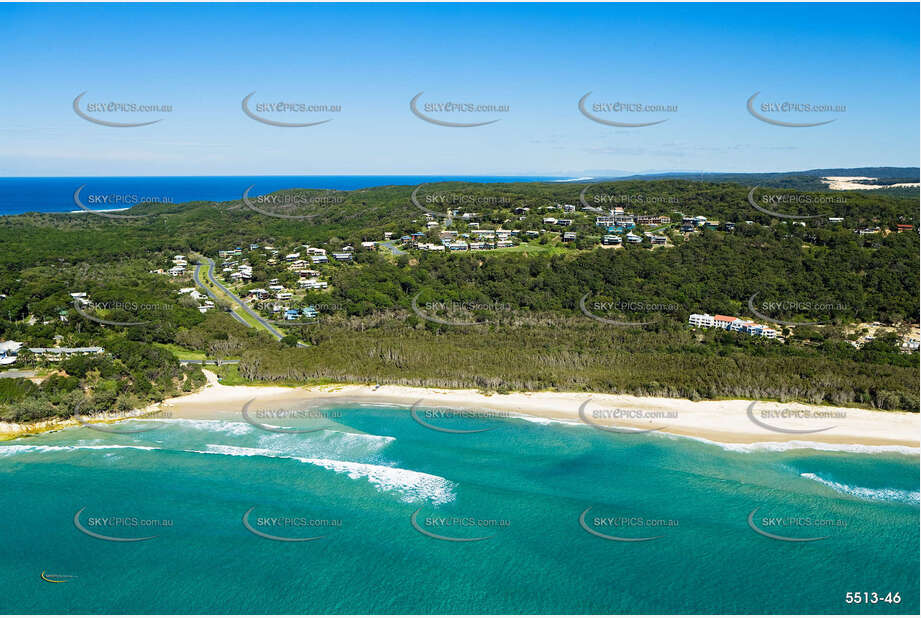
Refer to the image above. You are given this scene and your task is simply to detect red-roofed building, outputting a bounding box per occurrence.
[713,315,739,329]
[896,224,914,232]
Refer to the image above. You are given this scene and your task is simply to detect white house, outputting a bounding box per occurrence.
[688,313,714,328]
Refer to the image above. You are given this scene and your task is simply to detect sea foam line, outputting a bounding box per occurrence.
[0,444,159,456]
[659,434,920,456]
[801,472,920,505]
[197,444,455,505]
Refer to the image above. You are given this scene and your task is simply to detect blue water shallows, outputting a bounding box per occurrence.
[0,176,566,217]
[0,404,917,614]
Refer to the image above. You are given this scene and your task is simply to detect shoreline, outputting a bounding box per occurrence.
[3,373,918,451]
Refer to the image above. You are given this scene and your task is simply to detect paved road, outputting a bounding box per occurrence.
[381,240,407,256]
[193,257,308,348]
[179,359,240,366]
[194,257,284,339]
[0,369,37,379]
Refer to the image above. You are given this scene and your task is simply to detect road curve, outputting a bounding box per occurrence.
[193,257,283,340]
[193,257,308,348]
[381,240,407,256]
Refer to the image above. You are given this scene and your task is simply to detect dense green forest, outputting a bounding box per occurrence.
[616,167,920,195]
[1,179,918,420]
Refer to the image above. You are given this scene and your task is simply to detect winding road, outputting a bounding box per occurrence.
[380,240,407,256]
[192,257,285,339]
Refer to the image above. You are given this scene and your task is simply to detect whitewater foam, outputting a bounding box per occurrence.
[660,434,920,456]
[801,472,920,505]
[198,444,455,505]
[0,444,160,457]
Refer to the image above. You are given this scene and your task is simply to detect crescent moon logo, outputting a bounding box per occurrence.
[72,298,150,327]
[241,92,333,127]
[410,508,495,542]
[409,399,497,434]
[72,184,152,220]
[746,186,825,220]
[410,184,451,221]
[73,401,164,434]
[579,293,654,327]
[747,508,830,542]
[409,92,500,128]
[578,183,597,210]
[241,185,319,220]
[579,507,663,542]
[578,92,668,128]
[746,401,836,435]
[577,399,667,434]
[746,92,836,128]
[73,507,158,542]
[411,292,484,327]
[747,292,823,327]
[241,399,326,434]
[73,92,163,128]
[242,507,328,542]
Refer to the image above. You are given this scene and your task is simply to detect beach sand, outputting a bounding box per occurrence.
[145,373,919,450]
[4,372,918,449]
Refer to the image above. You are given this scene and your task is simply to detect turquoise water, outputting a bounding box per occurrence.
[1,404,918,614]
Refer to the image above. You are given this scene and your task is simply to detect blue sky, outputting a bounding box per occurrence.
[1,2,918,176]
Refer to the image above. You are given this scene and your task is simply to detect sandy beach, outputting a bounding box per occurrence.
[132,371,920,450]
[4,371,918,449]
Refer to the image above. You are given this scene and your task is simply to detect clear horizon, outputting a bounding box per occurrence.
[2,2,918,176]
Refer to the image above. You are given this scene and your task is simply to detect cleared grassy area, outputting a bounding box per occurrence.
[153,342,209,360]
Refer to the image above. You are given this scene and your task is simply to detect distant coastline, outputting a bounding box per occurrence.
[0,175,564,217]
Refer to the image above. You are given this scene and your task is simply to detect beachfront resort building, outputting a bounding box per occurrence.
[688,313,778,339]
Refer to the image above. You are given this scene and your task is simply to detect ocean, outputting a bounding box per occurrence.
[0,404,917,614]
[0,176,569,217]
